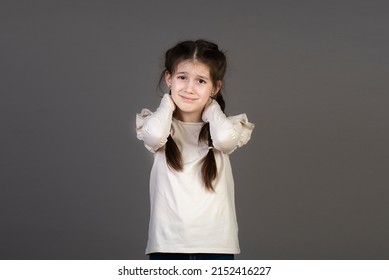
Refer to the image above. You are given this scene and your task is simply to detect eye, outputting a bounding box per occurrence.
[177,75,186,80]
[198,79,206,84]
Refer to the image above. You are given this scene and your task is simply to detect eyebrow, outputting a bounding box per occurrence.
[175,72,210,80]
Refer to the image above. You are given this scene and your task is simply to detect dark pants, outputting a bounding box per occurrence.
[149,253,234,260]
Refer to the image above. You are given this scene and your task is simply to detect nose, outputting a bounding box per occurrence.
[184,79,195,94]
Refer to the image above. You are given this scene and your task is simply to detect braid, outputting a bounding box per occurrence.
[214,91,226,112]
[199,92,226,191]
[165,135,183,171]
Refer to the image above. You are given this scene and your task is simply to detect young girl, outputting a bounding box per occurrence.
[136,39,254,260]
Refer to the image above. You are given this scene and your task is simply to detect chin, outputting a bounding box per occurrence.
[176,106,198,114]
[178,100,204,109]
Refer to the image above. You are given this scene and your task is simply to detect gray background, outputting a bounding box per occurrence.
[1,0,388,260]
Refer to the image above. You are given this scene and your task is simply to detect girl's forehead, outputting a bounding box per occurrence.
[175,59,210,77]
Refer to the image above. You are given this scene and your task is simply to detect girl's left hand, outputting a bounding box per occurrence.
[202,97,215,121]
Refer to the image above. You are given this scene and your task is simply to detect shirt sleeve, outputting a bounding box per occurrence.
[202,100,255,154]
[136,94,175,153]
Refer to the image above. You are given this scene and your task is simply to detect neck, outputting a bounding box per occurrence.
[174,110,202,123]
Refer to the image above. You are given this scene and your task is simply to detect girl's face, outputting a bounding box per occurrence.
[165,59,221,123]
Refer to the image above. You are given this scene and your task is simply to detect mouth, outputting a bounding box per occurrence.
[179,95,198,102]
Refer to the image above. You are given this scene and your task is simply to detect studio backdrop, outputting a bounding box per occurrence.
[1,0,388,259]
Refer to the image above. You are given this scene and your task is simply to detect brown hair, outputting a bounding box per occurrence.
[159,39,227,191]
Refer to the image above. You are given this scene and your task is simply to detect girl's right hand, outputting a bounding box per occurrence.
[160,93,175,109]
[165,93,176,111]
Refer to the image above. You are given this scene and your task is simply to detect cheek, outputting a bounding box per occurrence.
[200,97,210,108]
[170,91,180,104]
[199,90,211,102]
[194,94,210,109]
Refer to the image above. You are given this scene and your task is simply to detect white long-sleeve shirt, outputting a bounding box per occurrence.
[136,94,254,254]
